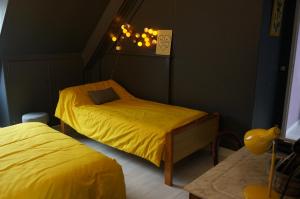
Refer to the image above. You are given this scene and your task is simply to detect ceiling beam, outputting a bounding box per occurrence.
[82,0,125,66]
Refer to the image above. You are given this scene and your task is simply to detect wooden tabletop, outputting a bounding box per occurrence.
[184,147,294,199]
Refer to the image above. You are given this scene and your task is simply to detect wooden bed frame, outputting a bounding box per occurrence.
[60,112,219,186]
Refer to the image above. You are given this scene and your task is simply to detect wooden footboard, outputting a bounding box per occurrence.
[164,112,220,186]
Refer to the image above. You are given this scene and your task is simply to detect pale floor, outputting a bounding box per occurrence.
[65,130,232,199]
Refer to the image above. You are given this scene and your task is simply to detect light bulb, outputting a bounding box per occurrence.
[115,17,121,22]
[121,25,125,30]
[135,33,140,38]
[152,39,157,44]
[144,27,148,32]
[122,29,127,34]
[111,36,117,42]
[153,30,158,36]
[137,41,143,47]
[148,29,153,34]
[145,42,151,47]
[126,32,131,37]
[144,37,150,42]
[142,33,147,38]
[116,45,122,51]
[133,39,137,43]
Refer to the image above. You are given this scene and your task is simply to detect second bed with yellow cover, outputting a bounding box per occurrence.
[55,80,208,166]
[0,122,125,199]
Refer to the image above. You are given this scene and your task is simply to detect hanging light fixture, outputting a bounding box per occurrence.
[115,45,122,51]
[137,41,143,47]
[111,36,117,42]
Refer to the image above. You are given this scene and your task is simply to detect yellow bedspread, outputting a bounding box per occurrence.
[0,122,125,199]
[55,80,207,166]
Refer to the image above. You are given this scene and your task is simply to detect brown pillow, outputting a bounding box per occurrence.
[88,88,120,105]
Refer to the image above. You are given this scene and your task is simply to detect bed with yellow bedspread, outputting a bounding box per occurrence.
[55,80,208,166]
[0,122,125,199]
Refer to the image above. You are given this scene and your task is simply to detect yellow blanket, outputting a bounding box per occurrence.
[55,80,207,166]
[0,122,125,199]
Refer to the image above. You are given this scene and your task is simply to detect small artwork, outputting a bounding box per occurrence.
[270,0,285,37]
[156,30,172,55]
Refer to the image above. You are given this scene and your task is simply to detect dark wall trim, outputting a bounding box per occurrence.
[2,53,82,62]
[82,0,125,65]
[1,53,84,126]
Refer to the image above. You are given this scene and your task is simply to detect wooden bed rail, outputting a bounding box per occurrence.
[164,112,220,186]
[59,112,220,187]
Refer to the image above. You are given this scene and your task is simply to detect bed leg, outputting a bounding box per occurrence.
[60,120,65,133]
[212,140,218,166]
[164,132,173,186]
[212,113,220,165]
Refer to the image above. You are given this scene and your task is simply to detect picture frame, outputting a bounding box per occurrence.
[156,30,173,56]
[270,0,286,37]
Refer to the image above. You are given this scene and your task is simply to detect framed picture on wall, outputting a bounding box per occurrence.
[270,0,286,37]
[156,30,173,56]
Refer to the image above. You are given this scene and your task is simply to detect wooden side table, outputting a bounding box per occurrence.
[184,147,295,199]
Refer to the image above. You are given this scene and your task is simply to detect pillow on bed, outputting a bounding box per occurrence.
[88,88,120,105]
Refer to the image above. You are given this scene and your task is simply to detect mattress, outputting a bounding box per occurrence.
[0,122,125,199]
[55,80,207,166]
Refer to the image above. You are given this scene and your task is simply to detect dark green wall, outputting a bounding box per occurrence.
[1,54,84,125]
[0,0,109,56]
[0,0,110,126]
[101,53,171,103]
[0,0,289,134]
[99,0,174,103]
[172,0,263,134]
[252,0,290,128]
[99,0,272,136]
